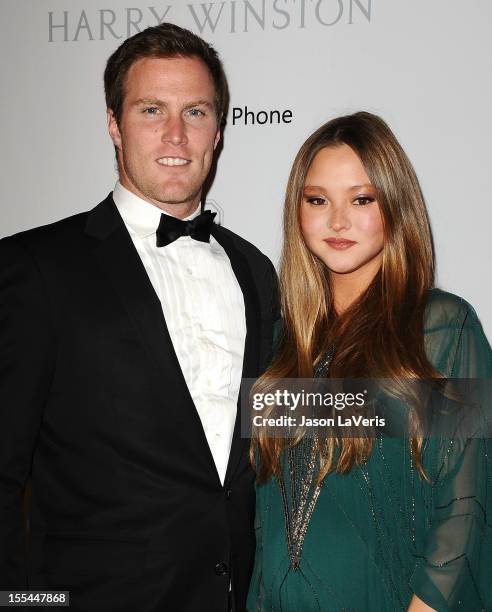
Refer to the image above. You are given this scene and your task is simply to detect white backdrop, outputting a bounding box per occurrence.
[1,0,491,337]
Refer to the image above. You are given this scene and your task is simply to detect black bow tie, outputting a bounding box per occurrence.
[156,210,217,247]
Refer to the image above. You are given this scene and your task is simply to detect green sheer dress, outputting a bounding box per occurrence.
[247,290,492,611]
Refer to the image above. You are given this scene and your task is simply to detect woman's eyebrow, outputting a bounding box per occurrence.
[303,185,328,192]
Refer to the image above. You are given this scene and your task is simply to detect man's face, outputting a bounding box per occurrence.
[108,55,220,216]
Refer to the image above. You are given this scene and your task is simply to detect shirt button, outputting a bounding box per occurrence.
[215,562,228,576]
[186,267,193,275]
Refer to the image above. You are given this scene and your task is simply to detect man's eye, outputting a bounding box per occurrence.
[187,108,205,117]
[354,196,375,206]
[306,197,326,206]
[143,107,160,115]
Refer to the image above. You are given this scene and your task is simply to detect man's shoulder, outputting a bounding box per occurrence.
[6,211,88,244]
[0,194,112,257]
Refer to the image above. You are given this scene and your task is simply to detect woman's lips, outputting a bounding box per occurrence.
[324,238,357,250]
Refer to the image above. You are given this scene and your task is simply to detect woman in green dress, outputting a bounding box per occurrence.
[247,112,492,611]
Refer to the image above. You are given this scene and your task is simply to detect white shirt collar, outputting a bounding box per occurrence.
[112,181,202,239]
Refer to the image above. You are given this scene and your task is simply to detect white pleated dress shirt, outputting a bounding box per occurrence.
[113,182,246,484]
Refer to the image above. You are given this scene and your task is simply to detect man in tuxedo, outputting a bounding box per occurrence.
[0,23,277,611]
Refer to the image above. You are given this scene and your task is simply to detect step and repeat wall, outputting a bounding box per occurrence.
[1,0,491,335]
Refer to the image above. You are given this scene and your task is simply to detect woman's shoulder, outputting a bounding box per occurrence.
[423,289,491,377]
[424,288,480,333]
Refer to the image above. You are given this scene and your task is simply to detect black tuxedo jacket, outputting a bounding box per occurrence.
[0,194,278,611]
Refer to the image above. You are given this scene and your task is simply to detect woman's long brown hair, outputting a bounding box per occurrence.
[253,111,440,484]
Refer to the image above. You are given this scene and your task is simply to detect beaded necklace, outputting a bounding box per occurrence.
[278,347,334,570]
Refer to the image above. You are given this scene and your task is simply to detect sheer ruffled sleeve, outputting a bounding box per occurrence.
[410,290,492,611]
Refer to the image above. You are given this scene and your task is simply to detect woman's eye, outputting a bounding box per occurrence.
[306,197,326,206]
[354,196,375,206]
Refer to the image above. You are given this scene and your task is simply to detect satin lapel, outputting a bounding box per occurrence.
[84,196,220,478]
[211,226,261,484]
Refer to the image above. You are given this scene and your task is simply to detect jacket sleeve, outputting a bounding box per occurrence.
[0,236,56,587]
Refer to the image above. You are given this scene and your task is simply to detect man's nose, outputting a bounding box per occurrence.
[329,204,351,232]
[162,115,188,146]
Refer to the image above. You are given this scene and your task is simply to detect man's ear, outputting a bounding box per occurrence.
[107,109,122,149]
[214,128,221,150]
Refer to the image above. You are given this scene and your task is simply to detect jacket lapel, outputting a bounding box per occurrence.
[85,195,220,477]
[211,226,261,485]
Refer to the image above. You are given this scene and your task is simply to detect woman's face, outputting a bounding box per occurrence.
[300,144,384,283]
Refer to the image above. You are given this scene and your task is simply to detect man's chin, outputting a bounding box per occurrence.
[122,176,202,209]
[153,193,198,206]
[143,187,202,209]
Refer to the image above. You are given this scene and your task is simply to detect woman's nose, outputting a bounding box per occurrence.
[329,204,350,232]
